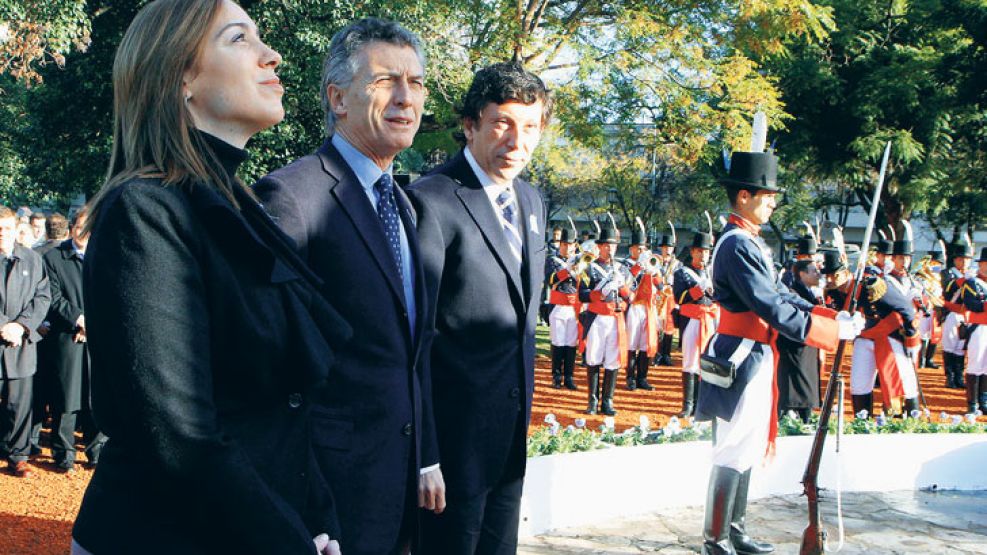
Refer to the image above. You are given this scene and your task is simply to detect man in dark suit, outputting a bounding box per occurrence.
[407,62,550,554]
[254,18,442,555]
[41,207,107,471]
[0,205,50,477]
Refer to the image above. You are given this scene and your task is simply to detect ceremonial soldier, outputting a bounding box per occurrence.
[780,224,818,289]
[887,223,929,362]
[915,245,945,371]
[844,262,923,417]
[962,248,987,413]
[545,227,583,390]
[579,225,632,416]
[695,146,848,555]
[673,227,716,418]
[655,223,679,366]
[624,221,661,391]
[941,236,974,389]
[872,229,894,276]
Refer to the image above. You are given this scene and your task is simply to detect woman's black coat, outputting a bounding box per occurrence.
[72,172,352,554]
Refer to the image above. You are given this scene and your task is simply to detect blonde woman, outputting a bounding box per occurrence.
[71,1,349,553]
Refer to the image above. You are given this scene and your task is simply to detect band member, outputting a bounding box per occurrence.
[673,229,715,418]
[624,223,662,391]
[696,147,848,555]
[962,248,987,413]
[916,246,944,371]
[941,236,974,390]
[781,225,817,289]
[545,227,582,390]
[579,225,632,416]
[655,223,679,366]
[873,229,893,276]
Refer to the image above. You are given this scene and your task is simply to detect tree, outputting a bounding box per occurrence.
[765,0,987,232]
[0,0,91,85]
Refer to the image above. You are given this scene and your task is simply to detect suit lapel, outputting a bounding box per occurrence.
[515,180,538,311]
[450,155,523,301]
[395,185,426,348]
[319,143,408,310]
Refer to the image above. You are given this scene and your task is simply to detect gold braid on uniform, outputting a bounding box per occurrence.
[865,276,887,303]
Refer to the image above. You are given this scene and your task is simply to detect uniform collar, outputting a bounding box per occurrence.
[728,213,760,236]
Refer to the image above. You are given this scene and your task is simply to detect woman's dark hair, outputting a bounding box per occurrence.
[459,62,552,126]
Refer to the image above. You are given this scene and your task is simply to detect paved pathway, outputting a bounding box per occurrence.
[519,490,987,554]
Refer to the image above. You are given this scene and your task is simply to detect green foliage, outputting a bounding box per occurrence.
[0,0,91,84]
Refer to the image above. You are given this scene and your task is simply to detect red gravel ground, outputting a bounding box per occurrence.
[0,337,974,554]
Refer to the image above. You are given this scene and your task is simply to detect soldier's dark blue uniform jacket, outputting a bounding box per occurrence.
[695,220,839,422]
[577,260,632,332]
[545,254,580,295]
[963,276,987,333]
[672,263,713,330]
[859,275,920,344]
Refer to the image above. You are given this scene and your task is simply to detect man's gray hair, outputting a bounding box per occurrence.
[321,18,425,136]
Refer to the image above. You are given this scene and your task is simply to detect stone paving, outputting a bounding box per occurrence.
[519,490,987,554]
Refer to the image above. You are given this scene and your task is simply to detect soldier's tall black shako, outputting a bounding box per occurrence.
[696,130,847,555]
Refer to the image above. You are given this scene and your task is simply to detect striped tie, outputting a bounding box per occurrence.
[496,187,523,268]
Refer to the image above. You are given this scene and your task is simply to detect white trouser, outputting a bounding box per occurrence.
[941,312,966,355]
[681,318,700,374]
[849,337,919,397]
[918,314,934,340]
[712,344,773,472]
[625,304,649,351]
[967,325,987,376]
[549,305,578,347]
[585,314,621,370]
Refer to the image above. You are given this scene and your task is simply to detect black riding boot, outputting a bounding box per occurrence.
[730,469,774,554]
[979,375,987,414]
[678,372,697,418]
[550,346,563,389]
[851,393,873,418]
[702,465,740,555]
[636,351,654,390]
[626,352,637,391]
[964,374,978,414]
[924,341,940,369]
[563,346,578,390]
[601,369,618,416]
[658,333,674,366]
[585,366,601,414]
[953,354,966,389]
[943,352,956,388]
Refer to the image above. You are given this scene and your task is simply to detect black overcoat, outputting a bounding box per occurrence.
[41,240,88,413]
[406,150,546,501]
[777,278,823,410]
[0,243,50,379]
[254,140,437,555]
[72,178,351,555]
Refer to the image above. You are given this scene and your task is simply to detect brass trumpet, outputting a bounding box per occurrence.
[571,251,596,276]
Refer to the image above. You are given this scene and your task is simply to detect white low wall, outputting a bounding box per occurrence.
[518,434,987,537]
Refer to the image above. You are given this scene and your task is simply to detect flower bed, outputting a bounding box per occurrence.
[527,411,987,457]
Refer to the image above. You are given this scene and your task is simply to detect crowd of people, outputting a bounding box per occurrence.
[541,213,987,424]
[1,1,984,554]
[0,205,101,479]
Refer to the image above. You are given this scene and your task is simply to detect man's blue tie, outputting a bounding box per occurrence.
[374,173,404,285]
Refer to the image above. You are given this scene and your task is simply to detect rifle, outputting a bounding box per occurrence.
[800,142,891,555]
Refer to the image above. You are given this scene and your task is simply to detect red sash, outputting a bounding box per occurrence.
[632,275,661,357]
[679,302,719,355]
[588,297,629,366]
[969,311,987,325]
[717,310,780,458]
[859,313,907,408]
